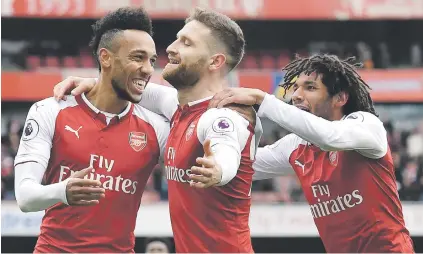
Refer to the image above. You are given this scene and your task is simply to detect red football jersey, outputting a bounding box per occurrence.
[14,94,169,253]
[253,94,414,253]
[164,98,260,253]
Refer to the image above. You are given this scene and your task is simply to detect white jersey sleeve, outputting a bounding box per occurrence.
[132,105,170,163]
[139,83,179,121]
[258,94,388,159]
[197,108,251,185]
[253,134,300,181]
[14,98,69,212]
[15,98,59,168]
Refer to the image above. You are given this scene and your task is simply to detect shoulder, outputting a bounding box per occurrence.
[223,103,256,126]
[133,104,169,123]
[28,97,78,119]
[270,133,305,151]
[344,111,383,125]
[198,107,249,132]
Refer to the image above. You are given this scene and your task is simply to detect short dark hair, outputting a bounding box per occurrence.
[89,7,153,71]
[185,7,245,72]
[280,54,377,116]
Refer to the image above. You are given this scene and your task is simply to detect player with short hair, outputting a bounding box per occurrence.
[14,7,169,253]
[54,8,262,253]
[208,54,415,253]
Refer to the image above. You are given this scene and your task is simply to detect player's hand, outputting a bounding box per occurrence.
[53,76,96,101]
[189,140,222,188]
[65,166,105,206]
[209,88,267,108]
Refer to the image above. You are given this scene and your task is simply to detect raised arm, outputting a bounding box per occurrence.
[139,83,179,121]
[258,94,388,159]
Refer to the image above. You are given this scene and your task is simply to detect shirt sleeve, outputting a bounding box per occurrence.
[253,134,299,181]
[15,162,69,212]
[258,94,388,159]
[14,98,58,168]
[197,108,251,186]
[14,98,69,212]
[151,115,171,163]
[139,83,179,121]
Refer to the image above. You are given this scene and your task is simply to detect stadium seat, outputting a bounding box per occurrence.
[63,56,79,68]
[45,56,60,68]
[260,52,276,69]
[80,54,96,68]
[240,54,259,69]
[26,55,41,70]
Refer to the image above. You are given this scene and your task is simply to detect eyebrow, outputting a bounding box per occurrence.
[303,80,317,85]
[130,49,157,59]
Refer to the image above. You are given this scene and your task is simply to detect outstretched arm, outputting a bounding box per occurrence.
[210,88,387,159]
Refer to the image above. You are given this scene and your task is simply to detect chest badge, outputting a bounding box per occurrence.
[186,122,196,141]
[329,151,338,166]
[129,132,147,152]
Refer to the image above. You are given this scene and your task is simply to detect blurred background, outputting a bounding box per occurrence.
[1,0,423,252]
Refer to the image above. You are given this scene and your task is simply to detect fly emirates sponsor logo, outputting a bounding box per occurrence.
[58,154,138,194]
[165,146,191,183]
[309,184,363,219]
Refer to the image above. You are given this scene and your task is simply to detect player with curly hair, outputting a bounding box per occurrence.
[14,7,169,253]
[208,54,414,253]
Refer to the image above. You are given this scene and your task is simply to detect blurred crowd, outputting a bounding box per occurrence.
[3,117,423,203]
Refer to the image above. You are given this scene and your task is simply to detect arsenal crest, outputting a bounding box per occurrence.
[329,151,338,166]
[129,132,147,152]
[186,122,196,141]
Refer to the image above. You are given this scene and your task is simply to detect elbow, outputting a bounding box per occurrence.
[15,189,35,213]
[16,198,32,213]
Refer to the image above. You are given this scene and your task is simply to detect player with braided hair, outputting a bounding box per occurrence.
[281,54,377,116]
[209,54,414,253]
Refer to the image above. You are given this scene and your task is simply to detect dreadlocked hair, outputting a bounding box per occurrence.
[281,54,378,116]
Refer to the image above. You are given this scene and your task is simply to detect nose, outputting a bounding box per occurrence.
[138,60,154,78]
[166,40,177,56]
[291,87,304,104]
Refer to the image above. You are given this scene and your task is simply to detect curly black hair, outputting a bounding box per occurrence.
[280,54,377,116]
[89,6,153,71]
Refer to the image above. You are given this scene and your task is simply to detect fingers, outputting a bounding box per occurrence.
[189,181,208,188]
[217,97,237,108]
[70,80,95,96]
[209,89,234,108]
[70,185,106,194]
[71,166,94,179]
[190,166,213,177]
[72,200,100,206]
[72,192,105,201]
[53,77,79,101]
[196,157,215,168]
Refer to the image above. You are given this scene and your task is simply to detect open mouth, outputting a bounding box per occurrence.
[168,58,180,65]
[132,79,147,93]
[295,105,310,112]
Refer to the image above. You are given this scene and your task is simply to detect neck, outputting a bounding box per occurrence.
[177,75,226,106]
[330,110,345,121]
[85,74,129,114]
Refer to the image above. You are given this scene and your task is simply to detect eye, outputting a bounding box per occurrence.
[150,58,156,66]
[183,39,191,46]
[307,85,316,91]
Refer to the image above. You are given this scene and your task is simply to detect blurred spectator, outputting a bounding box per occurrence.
[144,237,172,253]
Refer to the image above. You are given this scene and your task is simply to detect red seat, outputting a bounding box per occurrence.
[63,56,78,68]
[260,53,276,69]
[45,56,60,68]
[80,54,95,68]
[241,54,259,69]
[26,55,41,70]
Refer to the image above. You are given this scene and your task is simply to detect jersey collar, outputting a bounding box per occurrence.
[76,93,133,121]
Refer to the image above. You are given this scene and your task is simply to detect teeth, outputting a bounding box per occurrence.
[169,59,180,64]
[133,80,146,89]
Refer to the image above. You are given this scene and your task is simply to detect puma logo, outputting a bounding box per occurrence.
[65,125,82,139]
[295,160,305,174]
